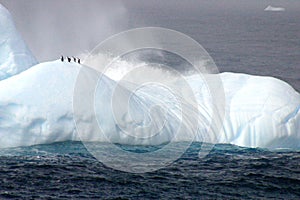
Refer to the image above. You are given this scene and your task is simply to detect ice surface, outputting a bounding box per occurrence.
[0,4,37,81]
[264,5,285,12]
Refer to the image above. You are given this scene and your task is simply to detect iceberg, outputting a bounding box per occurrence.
[0,4,299,149]
[264,5,285,12]
[0,4,37,81]
[0,59,299,149]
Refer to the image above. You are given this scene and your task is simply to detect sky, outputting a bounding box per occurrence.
[0,0,299,62]
[0,0,128,61]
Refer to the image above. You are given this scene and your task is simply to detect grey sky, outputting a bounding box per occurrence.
[0,0,128,61]
[0,0,299,61]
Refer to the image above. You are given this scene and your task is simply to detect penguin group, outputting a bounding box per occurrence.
[61,56,80,64]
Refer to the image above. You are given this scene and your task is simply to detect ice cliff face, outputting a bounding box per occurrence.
[0,4,37,81]
[219,73,300,149]
[0,61,80,148]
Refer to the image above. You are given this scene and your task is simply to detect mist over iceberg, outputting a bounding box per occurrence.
[0,4,299,150]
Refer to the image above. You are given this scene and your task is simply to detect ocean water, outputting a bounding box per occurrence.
[1,1,300,199]
[0,142,299,199]
[126,1,300,92]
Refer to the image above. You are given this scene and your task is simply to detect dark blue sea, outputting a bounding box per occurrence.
[0,142,299,199]
[0,0,300,199]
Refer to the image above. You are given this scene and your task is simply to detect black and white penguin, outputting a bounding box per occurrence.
[72,56,76,62]
[77,58,80,64]
[67,57,71,62]
[60,55,64,62]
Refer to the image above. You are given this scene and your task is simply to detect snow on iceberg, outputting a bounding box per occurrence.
[0,60,299,149]
[0,4,37,81]
[264,5,285,12]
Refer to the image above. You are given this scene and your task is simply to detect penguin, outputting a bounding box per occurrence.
[72,56,76,62]
[60,55,64,62]
[78,58,80,64]
[67,57,71,62]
